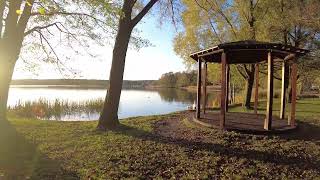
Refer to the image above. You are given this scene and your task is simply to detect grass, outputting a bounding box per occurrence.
[1,98,320,179]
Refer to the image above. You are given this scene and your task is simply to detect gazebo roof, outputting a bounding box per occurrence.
[190,40,309,64]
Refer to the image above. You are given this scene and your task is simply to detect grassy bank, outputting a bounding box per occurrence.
[1,99,320,179]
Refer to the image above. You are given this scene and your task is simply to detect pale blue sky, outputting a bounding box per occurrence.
[12,15,187,80]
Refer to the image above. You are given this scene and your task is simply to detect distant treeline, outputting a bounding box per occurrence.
[11,71,201,89]
[155,71,198,88]
[11,79,155,89]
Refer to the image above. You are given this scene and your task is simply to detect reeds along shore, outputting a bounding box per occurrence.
[8,98,104,120]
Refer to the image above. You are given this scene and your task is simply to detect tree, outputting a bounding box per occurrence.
[262,0,320,101]
[158,72,177,87]
[0,0,116,120]
[97,0,161,130]
[174,0,271,108]
[156,71,197,87]
[174,0,320,108]
[176,72,190,87]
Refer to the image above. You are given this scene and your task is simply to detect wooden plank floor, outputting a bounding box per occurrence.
[191,112,297,133]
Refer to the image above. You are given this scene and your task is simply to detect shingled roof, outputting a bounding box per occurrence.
[190,40,309,64]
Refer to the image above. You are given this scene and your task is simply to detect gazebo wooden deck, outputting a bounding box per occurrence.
[189,40,309,132]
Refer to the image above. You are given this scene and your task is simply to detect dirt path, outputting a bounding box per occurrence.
[152,112,218,142]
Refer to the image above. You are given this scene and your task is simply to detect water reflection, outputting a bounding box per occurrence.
[158,88,222,107]
[8,87,221,121]
[158,88,196,103]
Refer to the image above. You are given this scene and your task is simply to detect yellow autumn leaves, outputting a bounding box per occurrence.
[16,1,45,15]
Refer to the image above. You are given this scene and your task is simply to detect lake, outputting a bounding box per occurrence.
[8,87,221,121]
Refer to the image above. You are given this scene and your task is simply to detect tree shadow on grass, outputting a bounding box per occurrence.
[104,120,320,174]
[0,119,79,179]
[278,121,320,143]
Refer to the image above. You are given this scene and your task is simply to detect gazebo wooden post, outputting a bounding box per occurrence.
[225,64,230,112]
[203,62,207,114]
[289,58,297,126]
[220,51,227,129]
[280,61,287,119]
[196,58,202,119]
[264,51,273,130]
[254,63,259,114]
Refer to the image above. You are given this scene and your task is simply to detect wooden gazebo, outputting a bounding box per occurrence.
[190,40,309,132]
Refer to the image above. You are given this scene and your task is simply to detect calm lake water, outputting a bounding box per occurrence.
[8,87,221,121]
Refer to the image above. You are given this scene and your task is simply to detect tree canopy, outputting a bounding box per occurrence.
[174,0,320,65]
[0,0,124,119]
[173,0,320,106]
[157,71,198,87]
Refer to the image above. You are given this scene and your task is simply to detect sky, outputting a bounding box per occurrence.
[12,15,187,80]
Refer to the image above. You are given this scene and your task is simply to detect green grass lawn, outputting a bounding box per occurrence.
[1,98,320,179]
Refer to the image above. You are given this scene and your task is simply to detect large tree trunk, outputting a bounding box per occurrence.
[284,63,290,103]
[97,14,133,130]
[287,41,301,103]
[0,40,19,120]
[97,0,158,130]
[244,71,255,108]
[0,0,32,120]
[0,45,19,121]
[236,64,255,109]
[243,0,256,109]
[0,61,15,120]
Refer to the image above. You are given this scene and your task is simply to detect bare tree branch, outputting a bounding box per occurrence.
[236,65,248,79]
[131,0,158,27]
[30,11,108,25]
[208,18,222,43]
[36,30,76,76]
[259,70,282,80]
[24,22,62,36]
[244,64,250,75]
[168,0,177,28]
[253,0,260,10]
[194,0,238,38]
